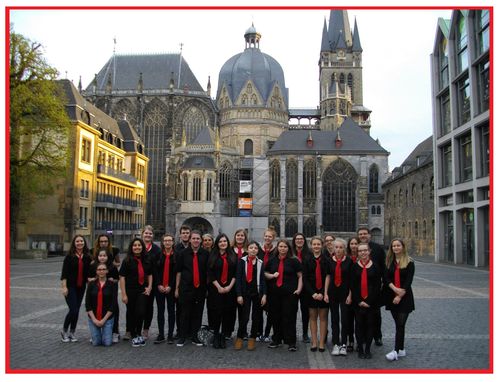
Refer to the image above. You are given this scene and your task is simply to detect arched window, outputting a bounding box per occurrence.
[182,106,205,144]
[369,164,379,193]
[219,162,233,200]
[244,139,253,155]
[304,217,316,238]
[371,206,376,215]
[286,160,298,201]
[303,160,317,199]
[408,221,412,237]
[251,94,258,105]
[285,218,298,238]
[206,177,213,201]
[270,160,280,200]
[423,220,427,239]
[182,173,188,201]
[414,221,419,238]
[347,73,353,93]
[241,94,248,105]
[323,159,357,232]
[421,184,425,204]
[412,184,417,205]
[192,175,202,201]
[401,222,405,237]
[339,73,345,84]
[377,206,381,215]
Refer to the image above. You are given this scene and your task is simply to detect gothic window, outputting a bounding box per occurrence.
[182,173,188,201]
[401,222,405,237]
[246,83,252,94]
[303,160,317,199]
[371,206,376,215]
[423,220,427,239]
[219,162,233,200]
[182,106,205,144]
[241,94,248,105]
[368,164,379,193]
[304,217,316,238]
[405,189,409,207]
[193,175,202,201]
[270,160,280,200]
[339,73,345,84]
[347,73,353,93]
[412,184,417,205]
[206,177,213,201]
[244,139,253,155]
[113,98,137,128]
[414,221,419,238]
[285,218,298,238]
[286,160,298,201]
[377,206,381,215]
[322,159,358,232]
[251,94,258,105]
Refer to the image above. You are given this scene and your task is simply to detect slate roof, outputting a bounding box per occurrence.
[182,156,215,170]
[289,108,320,118]
[352,19,363,52]
[191,127,214,146]
[85,53,204,92]
[268,118,388,155]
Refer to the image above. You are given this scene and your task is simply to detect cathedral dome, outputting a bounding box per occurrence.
[216,25,288,107]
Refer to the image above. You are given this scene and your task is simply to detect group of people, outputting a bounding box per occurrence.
[60,225,415,361]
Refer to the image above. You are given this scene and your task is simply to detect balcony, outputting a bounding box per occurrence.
[94,221,142,232]
[95,193,142,211]
[97,164,137,184]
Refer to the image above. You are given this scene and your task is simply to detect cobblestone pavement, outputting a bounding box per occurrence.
[7,257,491,372]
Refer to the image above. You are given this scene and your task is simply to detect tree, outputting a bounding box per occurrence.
[9,26,71,249]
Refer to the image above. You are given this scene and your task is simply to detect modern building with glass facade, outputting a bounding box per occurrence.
[431,9,490,266]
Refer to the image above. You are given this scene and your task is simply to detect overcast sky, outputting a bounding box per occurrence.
[10,8,454,170]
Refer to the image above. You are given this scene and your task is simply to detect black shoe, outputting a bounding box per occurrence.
[365,351,372,359]
[310,346,317,352]
[213,333,221,349]
[288,345,297,352]
[358,351,365,359]
[176,338,186,347]
[167,336,174,344]
[319,347,325,353]
[268,341,281,349]
[192,338,204,346]
[302,334,310,343]
[154,335,165,344]
[374,338,383,346]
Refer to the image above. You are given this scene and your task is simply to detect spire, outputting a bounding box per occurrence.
[352,18,363,52]
[105,70,112,94]
[321,17,330,52]
[78,76,82,93]
[336,30,347,50]
[207,75,211,97]
[328,10,352,50]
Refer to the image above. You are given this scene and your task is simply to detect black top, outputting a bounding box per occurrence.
[119,255,152,290]
[327,256,353,302]
[145,242,162,263]
[176,247,209,294]
[265,256,302,295]
[235,256,267,297]
[174,242,190,255]
[60,253,92,288]
[258,245,276,268]
[208,252,237,287]
[85,279,117,318]
[384,261,415,313]
[152,250,177,289]
[350,261,381,309]
[293,246,311,263]
[88,262,119,281]
[369,241,386,272]
[232,246,248,261]
[302,254,330,297]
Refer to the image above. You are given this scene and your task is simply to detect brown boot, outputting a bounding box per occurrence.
[247,338,256,351]
[234,337,243,350]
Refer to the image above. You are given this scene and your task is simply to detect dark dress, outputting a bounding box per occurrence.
[302,254,329,309]
[384,260,415,313]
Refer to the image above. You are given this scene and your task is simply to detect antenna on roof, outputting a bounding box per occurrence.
[112,37,117,87]
[178,42,183,89]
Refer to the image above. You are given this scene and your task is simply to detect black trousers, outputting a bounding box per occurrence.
[207,286,236,335]
[268,290,298,346]
[63,286,86,332]
[237,293,263,339]
[330,301,350,345]
[178,288,206,340]
[125,288,148,338]
[373,306,382,340]
[299,293,309,336]
[354,307,376,353]
[391,310,410,351]
[112,283,120,334]
[346,304,355,343]
[155,289,176,337]
[143,292,154,330]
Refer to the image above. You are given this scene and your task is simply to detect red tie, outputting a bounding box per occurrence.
[335,256,343,287]
[76,255,83,287]
[135,257,144,285]
[361,260,368,299]
[297,249,302,262]
[162,251,171,287]
[220,253,228,285]
[96,281,103,320]
[193,251,200,288]
[264,248,270,267]
[315,257,322,290]
[246,257,254,283]
[394,262,401,288]
[276,257,285,287]
[146,242,152,252]
[237,247,243,259]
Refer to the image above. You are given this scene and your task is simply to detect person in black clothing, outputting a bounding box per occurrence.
[93,234,120,269]
[357,227,385,346]
[322,234,336,258]
[174,230,209,347]
[207,233,237,349]
[265,239,303,352]
[324,238,353,356]
[175,224,191,254]
[202,233,214,252]
[292,232,311,343]
[302,236,329,352]
[235,241,267,351]
[350,243,381,359]
[152,233,177,344]
[85,263,117,346]
[345,236,360,351]
[257,227,276,342]
[119,238,153,347]
[384,239,415,361]
[60,235,92,343]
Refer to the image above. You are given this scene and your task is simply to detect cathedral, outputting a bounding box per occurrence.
[83,10,389,243]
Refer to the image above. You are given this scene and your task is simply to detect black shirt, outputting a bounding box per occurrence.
[327,256,353,302]
[119,255,152,290]
[152,250,177,289]
[265,256,302,294]
[350,261,381,308]
[208,252,237,287]
[85,279,117,318]
[88,262,119,281]
[176,247,209,294]
[60,252,92,288]
[302,254,330,297]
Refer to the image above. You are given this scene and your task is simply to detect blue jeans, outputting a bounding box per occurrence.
[88,317,114,346]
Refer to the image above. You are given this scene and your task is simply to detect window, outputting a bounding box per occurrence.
[347,73,353,93]
[475,10,489,56]
[477,60,489,114]
[98,150,106,166]
[304,217,316,238]
[399,189,403,207]
[440,93,451,136]
[206,177,213,202]
[79,207,88,228]
[457,76,471,125]
[408,221,412,238]
[411,184,417,205]
[81,138,91,163]
[303,160,316,199]
[386,190,391,208]
[459,133,473,182]
[421,184,425,204]
[270,218,280,237]
[456,13,468,74]
[244,139,253,155]
[439,37,449,89]
[192,176,202,201]
[219,162,233,200]
[182,173,188,201]
[423,220,427,239]
[405,189,409,207]
[286,160,298,201]
[414,221,419,238]
[430,177,434,199]
[479,124,489,177]
[285,218,297,238]
[137,164,145,182]
[270,160,280,200]
[369,164,379,193]
[442,144,452,187]
[339,73,345,84]
[80,179,90,199]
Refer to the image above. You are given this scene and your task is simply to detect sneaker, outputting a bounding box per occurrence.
[139,336,146,346]
[112,333,120,344]
[263,336,272,343]
[385,350,398,361]
[288,345,297,352]
[123,332,131,341]
[61,331,70,343]
[154,335,165,344]
[267,341,281,349]
[131,337,141,347]
[339,345,347,356]
[167,336,174,344]
[256,335,263,342]
[192,338,204,346]
[176,338,186,347]
[398,349,406,357]
[331,344,340,356]
[68,332,78,342]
